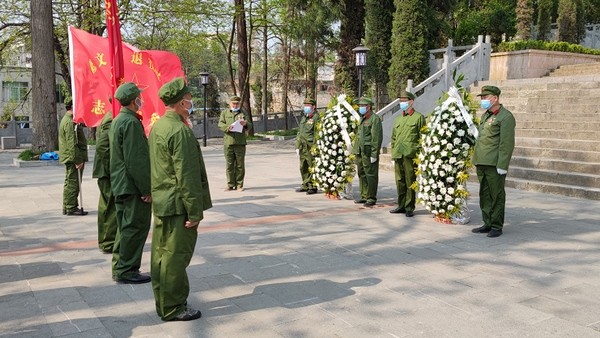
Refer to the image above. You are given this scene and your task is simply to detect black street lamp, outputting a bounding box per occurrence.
[200,72,209,147]
[352,45,369,98]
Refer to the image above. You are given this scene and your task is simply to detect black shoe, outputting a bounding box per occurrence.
[167,307,202,321]
[487,229,503,238]
[364,201,376,207]
[306,189,317,195]
[354,199,367,204]
[405,210,414,217]
[472,226,492,233]
[66,208,88,216]
[224,186,236,191]
[296,188,308,192]
[115,273,151,284]
[389,207,406,214]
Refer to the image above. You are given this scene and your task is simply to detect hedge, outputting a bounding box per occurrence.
[496,40,600,56]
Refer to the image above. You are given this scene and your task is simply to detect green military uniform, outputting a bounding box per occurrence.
[391,107,425,212]
[218,99,252,190]
[353,98,383,204]
[109,83,152,280]
[296,99,319,191]
[473,87,516,231]
[92,112,116,252]
[150,78,212,321]
[59,110,88,214]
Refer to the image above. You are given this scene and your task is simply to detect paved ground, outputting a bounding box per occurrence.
[1,141,599,338]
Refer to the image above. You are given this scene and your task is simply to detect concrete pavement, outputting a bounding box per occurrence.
[1,140,600,337]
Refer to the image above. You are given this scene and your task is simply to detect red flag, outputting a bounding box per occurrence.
[105,0,124,117]
[68,26,185,134]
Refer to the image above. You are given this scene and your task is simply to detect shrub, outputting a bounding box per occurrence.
[18,149,40,161]
[497,40,600,56]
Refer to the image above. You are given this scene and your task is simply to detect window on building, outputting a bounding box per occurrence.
[2,81,28,102]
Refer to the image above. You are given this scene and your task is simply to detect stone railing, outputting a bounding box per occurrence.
[377,35,491,147]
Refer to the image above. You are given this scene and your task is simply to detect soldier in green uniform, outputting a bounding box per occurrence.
[92,107,116,253]
[295,98,319,194]
[59,99,88,216]
[390,91,425,217]
[109,82,152,283]
[353,97,383,207]
[218,96,252,191]
[150,77,212,321]
[471,86,516,238]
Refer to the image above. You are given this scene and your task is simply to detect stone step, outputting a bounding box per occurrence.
[517,121,600,130]
[506,109,599,117]
[514,146,600,162]
[509,166,600,188]
[475,74,600,87]
[496,85,600,98]
[549,64,600,76]
[505,177,600,200]
[554,62,600,72]
[515,129,599,140]
[516,137,600,152]
[511,156,600,175]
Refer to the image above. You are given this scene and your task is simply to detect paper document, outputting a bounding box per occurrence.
[230,119,244,133]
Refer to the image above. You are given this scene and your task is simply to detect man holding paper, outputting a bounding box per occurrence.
[218,95,253,191]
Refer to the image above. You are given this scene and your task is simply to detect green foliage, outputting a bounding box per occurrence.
[557,0,580,43]
[388,0,430,97]
[453,0,516,45]
[365,0,394,96]
[516,0,534,40]
[18,149,40,161]
[334,0,365,97]
[497,39,600,55]
[536,0,553,41]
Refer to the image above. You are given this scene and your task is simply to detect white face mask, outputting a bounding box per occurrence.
[135,97,143,110]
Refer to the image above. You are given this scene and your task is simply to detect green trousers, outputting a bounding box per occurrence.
[476,165,507,230]
[62,164,82,212]
[394,157,417,212]
[298,145,315,190]
[112,194,152,279]
[224,144,246,189]
[97,177,117,251]
[151,214,198,320]
[356,154,379,203]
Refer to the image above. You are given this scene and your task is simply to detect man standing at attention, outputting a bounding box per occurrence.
[390,91,425,217]
[150,77,212,321]
[353,97,383,207]
[109,82,152,283]
[471,85,516,238]
[92,102,116,254]
[295,98,319,195]
[59,98,88,216]
[218,95,252,191]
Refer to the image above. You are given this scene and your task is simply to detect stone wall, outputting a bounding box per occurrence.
[490,49,600,80]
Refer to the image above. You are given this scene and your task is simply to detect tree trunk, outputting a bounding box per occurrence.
[282,33,291,130]
[30,0,58,152]
[334,0,366,97]
[262,3,268,133]
[235,0,253,133]
[306,39,317,101]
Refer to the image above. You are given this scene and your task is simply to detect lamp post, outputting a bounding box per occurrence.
[200,72,209,147]
[352,44,369,98]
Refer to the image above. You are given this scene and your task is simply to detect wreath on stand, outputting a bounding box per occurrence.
[415,76,479,224]
[312,94,361,199]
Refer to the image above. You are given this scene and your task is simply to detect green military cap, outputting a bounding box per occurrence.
[303,98,316,105]
[115,82,142,105]
[398,90,416,100]
[357,96,374,106]
[158,77,190,105]
[477,85,501,96]
[229,95,241,103]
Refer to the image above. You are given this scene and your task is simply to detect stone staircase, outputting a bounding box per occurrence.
[380,62,600,200]
[471,62,600,200]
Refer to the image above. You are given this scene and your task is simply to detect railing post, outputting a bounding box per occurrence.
[444,39,453,88]
[483,35,491,80]
[476,35,483,81]
[407,79,413,94]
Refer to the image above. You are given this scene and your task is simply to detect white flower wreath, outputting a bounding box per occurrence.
[415,85,479,222]
[312,94,360,198]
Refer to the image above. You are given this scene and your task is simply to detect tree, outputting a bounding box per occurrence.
[30,0,57,152]
[536,0,552,40]
[365,0,394,109]
[388,0,429,97]
[452,0,516,45]
[234,0,253,129]
[334,0,365,97]
[516,0,534,40]
[557,0,579,43]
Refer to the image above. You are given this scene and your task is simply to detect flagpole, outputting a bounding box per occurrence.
[106,0,124,116]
